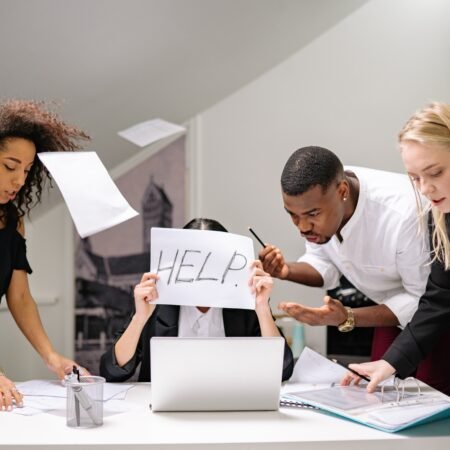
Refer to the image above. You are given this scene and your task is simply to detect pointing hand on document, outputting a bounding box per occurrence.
[342,359,396,393]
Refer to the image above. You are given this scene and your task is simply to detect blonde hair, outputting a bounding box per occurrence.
[399,102,450,268]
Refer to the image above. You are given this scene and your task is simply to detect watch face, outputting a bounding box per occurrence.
[339,323,353,332]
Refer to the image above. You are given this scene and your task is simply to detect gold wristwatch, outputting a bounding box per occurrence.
[338,306,355,332]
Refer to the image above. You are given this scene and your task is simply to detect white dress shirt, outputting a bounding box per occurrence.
[178,305,226,337]
[298,166,430,328]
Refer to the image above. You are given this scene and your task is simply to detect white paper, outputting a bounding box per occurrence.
[368,401,450,427]
[289,347,348,383]
[118,118,186,147]
[11,396,66,416]
[38,152,139,238]
[283,384,450,432]
[150,228,256,309]
[17,380,134,401]
[12,396,131,416]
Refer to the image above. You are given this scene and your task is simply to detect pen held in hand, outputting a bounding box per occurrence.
[248,227,266,248]
[331,358,371,382]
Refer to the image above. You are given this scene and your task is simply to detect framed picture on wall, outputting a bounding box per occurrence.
[74,136,186,374]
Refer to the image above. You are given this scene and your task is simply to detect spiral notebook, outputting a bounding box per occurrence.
[282,381,450,433]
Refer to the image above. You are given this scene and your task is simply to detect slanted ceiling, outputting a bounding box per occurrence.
[0,0,368,216]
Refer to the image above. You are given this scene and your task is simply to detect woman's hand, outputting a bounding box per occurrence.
[133,272,160,322]
[341,359,396,392]
[114,272,160,368]
[249,260,273,312]
[44,352,90,380]
[0,373,23,411]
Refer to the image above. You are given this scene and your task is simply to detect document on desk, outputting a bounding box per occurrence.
[11,396,66,416]
[283,384,450,432]
[17,380,134,401]
[12,397,130,417]
[289,346,348,384]
[38,152,138,238]
[13,381,134,416]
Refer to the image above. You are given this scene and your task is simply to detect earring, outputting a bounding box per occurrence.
[343,196,347,201]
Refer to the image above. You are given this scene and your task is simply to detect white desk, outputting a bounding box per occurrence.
[1,383,449,450]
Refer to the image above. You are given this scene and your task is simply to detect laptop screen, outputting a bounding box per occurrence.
[150,337,284,412]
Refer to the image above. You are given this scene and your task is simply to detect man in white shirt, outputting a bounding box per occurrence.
[259,146,430,333]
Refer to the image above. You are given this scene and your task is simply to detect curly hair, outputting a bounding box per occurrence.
[0,100,90,221]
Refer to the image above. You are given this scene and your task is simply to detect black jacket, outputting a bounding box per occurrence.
[100,305,294,382]
[384,214,450,377]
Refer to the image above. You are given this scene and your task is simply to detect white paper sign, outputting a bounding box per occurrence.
[150,228,256,309]
[118,118,186,147]
[38,152,139,238]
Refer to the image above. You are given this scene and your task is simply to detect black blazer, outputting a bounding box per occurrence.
[384,214,450,378]
[100,305,294,382]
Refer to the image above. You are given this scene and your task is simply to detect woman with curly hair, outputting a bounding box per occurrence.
[0,100,90,411]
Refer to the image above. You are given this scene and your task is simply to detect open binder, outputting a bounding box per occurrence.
[282,378,450,433]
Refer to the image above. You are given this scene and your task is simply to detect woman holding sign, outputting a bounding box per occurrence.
[0,100,89,410]
[100,218,294,382]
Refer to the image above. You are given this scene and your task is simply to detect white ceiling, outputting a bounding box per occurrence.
[0,0,367,214]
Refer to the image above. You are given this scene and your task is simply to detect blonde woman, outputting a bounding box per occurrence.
[345,102,450,394]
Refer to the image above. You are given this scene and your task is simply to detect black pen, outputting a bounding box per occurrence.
[331,358,371,382]
[73,365,80,382]
[248,227,267,248]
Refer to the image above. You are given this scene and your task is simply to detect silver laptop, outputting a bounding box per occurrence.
[150,337,284,412]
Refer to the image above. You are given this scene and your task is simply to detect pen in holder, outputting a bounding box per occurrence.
[66,375,105,428]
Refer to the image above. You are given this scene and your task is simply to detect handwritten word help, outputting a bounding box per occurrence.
[155,249,247,286]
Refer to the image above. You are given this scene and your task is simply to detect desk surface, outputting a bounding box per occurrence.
[1,383,450,450]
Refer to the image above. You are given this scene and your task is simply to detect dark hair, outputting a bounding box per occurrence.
[281,146,344,196]
[183,218,228,232]
[0,100,90,221]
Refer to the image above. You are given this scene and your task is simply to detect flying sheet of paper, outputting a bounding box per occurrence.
[38,152,138,238]
[289,346,349,383]
[118,118,186,147]
[16,380,134,401]
[150,227,256,309]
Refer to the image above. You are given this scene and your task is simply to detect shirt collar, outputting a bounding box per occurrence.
[182,305,223,330]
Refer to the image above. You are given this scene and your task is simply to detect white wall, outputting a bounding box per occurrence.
[2,0,450,379]
[192,0,450,352]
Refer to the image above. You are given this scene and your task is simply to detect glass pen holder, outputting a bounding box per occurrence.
[66,375,105,428]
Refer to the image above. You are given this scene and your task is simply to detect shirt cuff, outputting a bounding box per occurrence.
[383,293,419,329]
[297,254,340,290]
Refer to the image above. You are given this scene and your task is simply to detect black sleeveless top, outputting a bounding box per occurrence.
[0,207,32,301]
